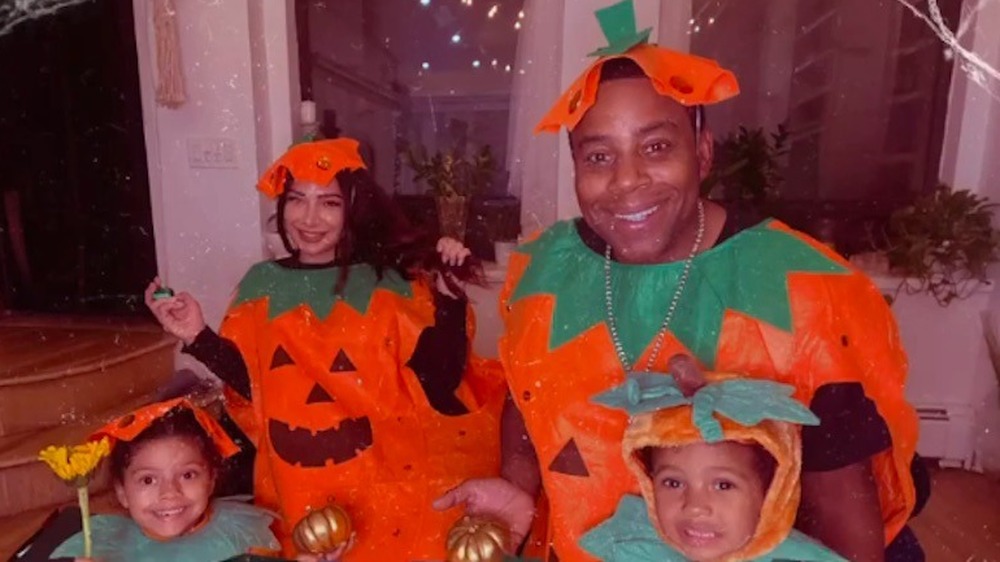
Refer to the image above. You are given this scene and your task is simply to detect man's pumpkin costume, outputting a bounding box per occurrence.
[203,139,506,560]
[580,373,845,561]
[500,2,918,561]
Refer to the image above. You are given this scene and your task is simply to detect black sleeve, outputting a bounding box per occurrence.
[182,327,252,400]
[405,291,470,416]
[14,507,80,562]
[801,382,892,472]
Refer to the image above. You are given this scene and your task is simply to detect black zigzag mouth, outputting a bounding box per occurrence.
[268,417,373,467]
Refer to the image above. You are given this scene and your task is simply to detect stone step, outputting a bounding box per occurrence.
[0,316,177,437]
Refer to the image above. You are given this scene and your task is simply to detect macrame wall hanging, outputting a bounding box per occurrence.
[153,0,186,108]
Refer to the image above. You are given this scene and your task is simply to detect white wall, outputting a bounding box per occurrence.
[936,0,1000,473]
[132,0,297,327]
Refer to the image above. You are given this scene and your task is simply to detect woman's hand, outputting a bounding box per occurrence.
[435,237,472,298]
[144,277,207,346]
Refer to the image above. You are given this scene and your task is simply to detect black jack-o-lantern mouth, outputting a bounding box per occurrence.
[267,344,373,467]
[269,417,373,467]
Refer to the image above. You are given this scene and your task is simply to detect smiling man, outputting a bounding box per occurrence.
[435,2,926,562]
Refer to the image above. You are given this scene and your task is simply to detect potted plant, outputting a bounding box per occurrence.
[701,123,789,209]
[404,144,496,241]
[881,184,1000,306]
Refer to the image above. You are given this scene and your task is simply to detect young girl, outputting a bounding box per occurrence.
[145,138,506,560]
[581,369,847,561]
[21,398,282,561]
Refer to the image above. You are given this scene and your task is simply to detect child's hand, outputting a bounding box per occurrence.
[435,237,472,298]
[144,277,207,345]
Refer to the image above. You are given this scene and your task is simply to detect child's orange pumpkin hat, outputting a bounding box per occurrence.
[535,0,739,134]
[588,371,822,561]
[257,138,367,199]
[90,398,241,459]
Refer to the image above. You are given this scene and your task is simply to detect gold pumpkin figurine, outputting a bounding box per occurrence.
[292,504,353,554]
[446,515,508,562]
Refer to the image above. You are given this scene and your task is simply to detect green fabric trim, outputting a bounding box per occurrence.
[593,375,818,441]
[50,499,280,562]
[509,220,848,367]
[579,495,847,561]
[231,261,412,321]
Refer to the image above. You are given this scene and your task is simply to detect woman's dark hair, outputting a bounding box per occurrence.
[276,168,483,295]
[108,407,223,486]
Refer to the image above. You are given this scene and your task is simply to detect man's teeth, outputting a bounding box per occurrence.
[615,206,658,222]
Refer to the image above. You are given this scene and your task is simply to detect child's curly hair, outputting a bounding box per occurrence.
[108,407,223,485]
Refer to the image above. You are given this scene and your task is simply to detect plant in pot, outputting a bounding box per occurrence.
[700,123,789,212]
[881,184,1000,306]
[405,144,496,242]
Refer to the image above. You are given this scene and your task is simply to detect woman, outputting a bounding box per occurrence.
[146,138,505,561]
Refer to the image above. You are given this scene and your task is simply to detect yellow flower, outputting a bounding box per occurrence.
[38,437,111,484]
[38,446,74,481]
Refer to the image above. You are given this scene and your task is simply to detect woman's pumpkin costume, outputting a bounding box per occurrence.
[46,399,281,561]
[580,373,845,561]
[500,2,918,561]
[194,139,506,560]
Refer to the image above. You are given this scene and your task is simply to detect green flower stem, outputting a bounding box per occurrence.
[77,485,92,558]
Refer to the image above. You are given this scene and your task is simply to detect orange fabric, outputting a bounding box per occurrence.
[90,398,240,459]
[499,222,917,562]
[535,44,740,134]
[257,139,367,199]
[219,275,505,561]
[621,372,802,561]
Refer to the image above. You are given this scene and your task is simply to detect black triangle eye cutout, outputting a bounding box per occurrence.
[330,349,356,372]
[306,384,335,404]
[548,438,590,477]
[270,345,295,369]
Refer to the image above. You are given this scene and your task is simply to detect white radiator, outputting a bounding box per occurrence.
[914,404,977,470]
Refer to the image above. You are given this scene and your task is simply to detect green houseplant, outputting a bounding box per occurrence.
[404,145,496,240]
[882,184,1000,306]
[701,124,789,208]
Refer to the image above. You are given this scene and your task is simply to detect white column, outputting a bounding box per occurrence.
[132,0,298,327]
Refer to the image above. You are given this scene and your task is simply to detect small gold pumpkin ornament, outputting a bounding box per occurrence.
[292,504,353,554]
[446,515,508,562]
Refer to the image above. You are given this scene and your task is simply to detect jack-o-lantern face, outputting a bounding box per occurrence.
[265,343,374,468]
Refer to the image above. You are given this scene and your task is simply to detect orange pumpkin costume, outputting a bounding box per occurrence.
[500,3,918,560]
[501,221,918,562]
[209,139,506,560]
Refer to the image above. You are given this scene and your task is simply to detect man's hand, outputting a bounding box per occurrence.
[433,478,536,551]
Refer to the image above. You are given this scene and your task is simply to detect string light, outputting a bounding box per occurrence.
[514,21,521,30]
[488,4,498,18]
[451,33,462,44]
[472,60,481,68]
[518,10,525,19]
[421,61,430,70]
[491,58,498,67]
[504,64,511,72]
[420,0,430,5]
